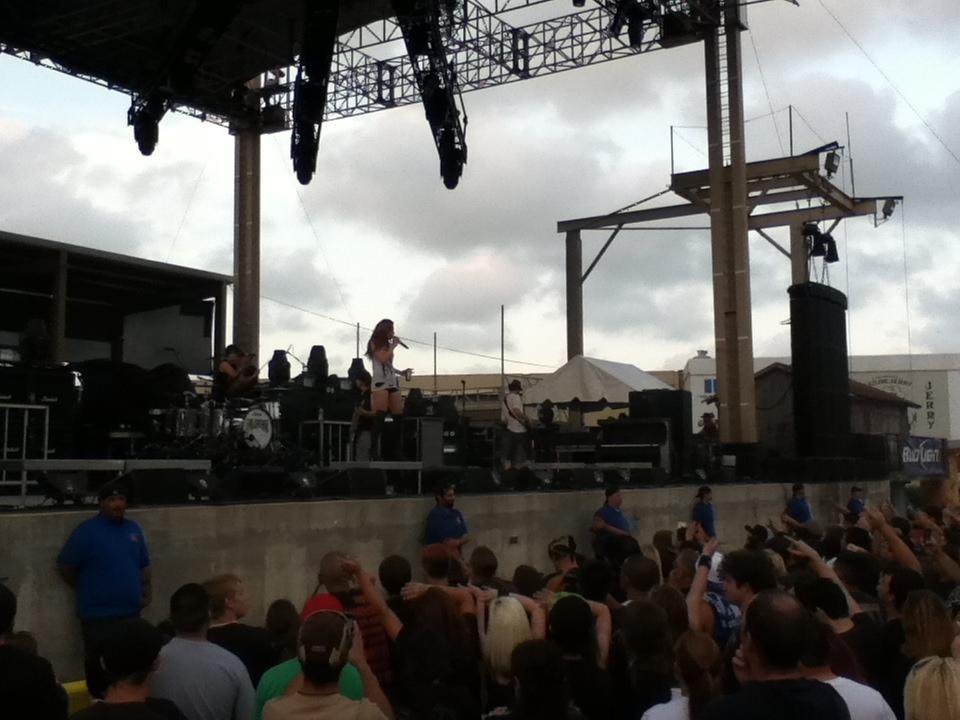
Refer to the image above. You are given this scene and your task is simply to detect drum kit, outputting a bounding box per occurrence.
[148,392,284,451]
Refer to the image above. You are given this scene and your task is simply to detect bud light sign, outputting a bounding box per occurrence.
[901,436,947,476]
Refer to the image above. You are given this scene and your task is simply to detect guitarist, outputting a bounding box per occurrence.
[501,379,531,471]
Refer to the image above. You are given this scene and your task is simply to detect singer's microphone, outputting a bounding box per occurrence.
[394,337,409,349]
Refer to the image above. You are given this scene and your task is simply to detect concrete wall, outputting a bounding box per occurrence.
[0,480,888,681]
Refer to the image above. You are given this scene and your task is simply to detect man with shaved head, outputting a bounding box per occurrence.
[302,552,391,687]
[703,590,851,720]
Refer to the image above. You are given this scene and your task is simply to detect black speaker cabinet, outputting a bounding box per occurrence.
[789,282,850,457]
[628,389,694,474]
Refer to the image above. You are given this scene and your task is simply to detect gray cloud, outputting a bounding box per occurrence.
[0,127,146,254]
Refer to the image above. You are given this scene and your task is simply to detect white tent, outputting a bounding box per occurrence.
[522,355,671,405]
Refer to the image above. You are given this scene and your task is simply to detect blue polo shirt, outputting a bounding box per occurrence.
[596,505,631,534]
[693,501,716,538]
[786,497,812,524]
[58,514,150,620]
[847,498,866,515]
[424,505,468,545]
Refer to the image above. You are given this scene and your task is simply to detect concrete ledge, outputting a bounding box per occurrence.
[0,479,888,680]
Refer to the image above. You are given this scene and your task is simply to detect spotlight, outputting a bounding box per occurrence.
[810,234,827,258]
[128,95,168,157]
[825,150,840,177]
[823,234,839,264]
[131,111,159,156]
[438,125,465,189]
[804,222,826,257]
[609,2,628,37]
[572,0,586,6]
[268,350,291,386]
[882,198,897,219]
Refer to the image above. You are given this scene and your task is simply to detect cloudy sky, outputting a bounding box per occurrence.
[2,0,959,378]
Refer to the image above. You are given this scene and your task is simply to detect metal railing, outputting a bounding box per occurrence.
[1,404,50,507]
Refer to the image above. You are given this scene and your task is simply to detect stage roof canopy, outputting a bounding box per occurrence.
[0,0,394,123]
[0,230,231,351]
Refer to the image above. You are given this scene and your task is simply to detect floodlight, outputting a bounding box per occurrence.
[825,150,840,177]
[882,198,896,219]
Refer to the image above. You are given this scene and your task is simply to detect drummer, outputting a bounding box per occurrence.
[211,344,259,403]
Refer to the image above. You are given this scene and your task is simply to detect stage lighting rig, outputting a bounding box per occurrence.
[803,222,839,264]
[128,94,169,156]
[607,1,658,47]
[290,2,340,185]
[392,0,468,189]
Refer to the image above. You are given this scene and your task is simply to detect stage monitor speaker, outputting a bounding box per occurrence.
[789,283,850,457]
[627,389,693,474]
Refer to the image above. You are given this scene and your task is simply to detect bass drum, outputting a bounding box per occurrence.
[241,406,274,449]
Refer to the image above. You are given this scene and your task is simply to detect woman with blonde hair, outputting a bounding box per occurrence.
[480,594,544,712]
[903,656,960,720]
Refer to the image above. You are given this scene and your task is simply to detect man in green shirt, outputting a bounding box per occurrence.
[253,594,366,720]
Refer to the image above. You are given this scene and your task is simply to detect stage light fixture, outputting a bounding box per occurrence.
[439,125,465,189]
[609,2,628,37]
[804,222,826,257]
[573,0,586,6]
[131,111,159,156]
[882,198,896,219]
[823,234,839,263]
[824,150,841,177]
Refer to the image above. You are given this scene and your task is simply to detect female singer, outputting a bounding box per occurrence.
[365,318,412,415]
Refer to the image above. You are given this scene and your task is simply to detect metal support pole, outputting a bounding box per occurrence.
[788,104,794,156]
[500,305,505,389]
[670,125,675,174]
[233,126,261,356]
[845,111,856,198]
[790,223,809,285]
[434,331,438,396]
[49,250,67,362]
[356,323,361,359]
[704,15,757,445]
[565,230,584,359]
[214,283,227,372]
[724,11,757,444]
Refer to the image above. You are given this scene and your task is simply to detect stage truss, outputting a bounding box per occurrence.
[1,1,686,130]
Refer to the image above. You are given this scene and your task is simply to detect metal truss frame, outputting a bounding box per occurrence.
[268,1,667,126]
[1,1,766,131]
[2,1,675,130]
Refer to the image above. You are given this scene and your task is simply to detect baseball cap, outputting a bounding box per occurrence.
[298,610,353,668]
[300,592,344,622]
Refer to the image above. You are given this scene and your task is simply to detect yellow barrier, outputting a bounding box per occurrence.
[63,680,91,715]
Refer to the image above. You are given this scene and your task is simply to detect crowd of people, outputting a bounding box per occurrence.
[2,480,960,720]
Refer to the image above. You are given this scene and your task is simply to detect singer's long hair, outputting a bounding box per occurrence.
[365,318,394,359]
